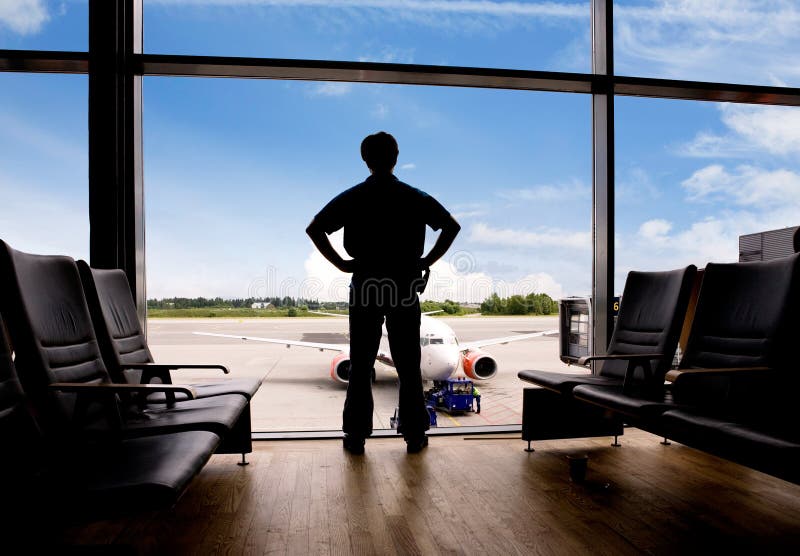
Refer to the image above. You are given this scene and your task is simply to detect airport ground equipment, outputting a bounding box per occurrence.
[390,405,439,429]
[425,378,475,414]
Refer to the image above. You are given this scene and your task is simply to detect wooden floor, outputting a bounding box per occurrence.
[51,429,800,555]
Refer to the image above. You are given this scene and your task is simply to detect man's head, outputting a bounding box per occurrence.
[361,132,399,174]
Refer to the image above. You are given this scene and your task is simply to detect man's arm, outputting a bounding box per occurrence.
[306,219,356,273]
[420,215,461,270]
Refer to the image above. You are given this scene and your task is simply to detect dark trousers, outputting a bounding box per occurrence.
[343,278,429,439]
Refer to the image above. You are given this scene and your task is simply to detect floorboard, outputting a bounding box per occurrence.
[40,429,800,554]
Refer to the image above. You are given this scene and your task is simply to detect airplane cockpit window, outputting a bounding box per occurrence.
[420,337,430,347]
[430,338,444,345]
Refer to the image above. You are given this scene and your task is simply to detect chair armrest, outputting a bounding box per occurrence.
[50,382,197,410]
[577,353,663,366]
[48,382,198,430]
[577,353,663,394]
[50,382,198,397]
[665,367,771,384]
[121,362,229,386]
[121,363,230,384]
[666,366,780,408]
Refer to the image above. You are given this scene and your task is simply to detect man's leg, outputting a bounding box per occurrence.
[343,294,383,442]
[386,300,429,445]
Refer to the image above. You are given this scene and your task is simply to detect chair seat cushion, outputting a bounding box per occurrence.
[77,430,221,513]
[87,393,248,438]
[659,409,800,482]
[572,384,676,419]
[518,369,622,395]
[146,377,263,403]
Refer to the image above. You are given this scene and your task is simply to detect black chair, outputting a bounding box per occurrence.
[573,253,800,421]
[0,313,220,524]
[77,261,262,403]
[519,265,697,397]
[0,241,252,463]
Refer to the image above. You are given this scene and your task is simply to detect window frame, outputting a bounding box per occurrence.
[1,0,799,406]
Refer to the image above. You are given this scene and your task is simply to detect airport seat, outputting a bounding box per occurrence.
[0,312,221,525]
[77,261,262,403]
[0,240,252,460]
[518,265,697,397]
[574,253,800,424]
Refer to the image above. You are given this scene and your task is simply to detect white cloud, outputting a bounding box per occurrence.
[302,230,352,302]
[614,0,800,84]
[399,163,416,170]
[307,82,353,97]
[682,164,800,208]
[0,0,48,35]
[151,1,587,20]
[638,219,672,241]
[300,231,567,303]
[372,103,389,119]
[452,210,485,219]
[497,179,590,203]
[358,46,416,65]
[720,104,800,156]
[679,105,800,158]
[469,222,590,250]
[616,163,800,282]
[423,258,565,303]
[616,166,662,203]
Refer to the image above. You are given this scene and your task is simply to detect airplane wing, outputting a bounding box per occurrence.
[192,332,347,353]
[459,329,559,351]
[309,311,348,318]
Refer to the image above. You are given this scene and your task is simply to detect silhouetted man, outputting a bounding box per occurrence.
[306,132,460,454]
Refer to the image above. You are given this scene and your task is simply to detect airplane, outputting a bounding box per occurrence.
[193,312,558,384]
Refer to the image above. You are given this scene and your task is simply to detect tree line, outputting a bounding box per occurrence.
[479,293,558,315]
[146,296,347,311]
[148,293,558,316]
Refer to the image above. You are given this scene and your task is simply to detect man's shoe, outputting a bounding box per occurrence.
[343,435,365,455]
[405,435,428,454]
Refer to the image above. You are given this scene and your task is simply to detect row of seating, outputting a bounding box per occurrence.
[0,240,263,522]
[520,253,800,484]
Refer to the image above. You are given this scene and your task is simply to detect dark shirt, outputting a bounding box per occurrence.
[314,174,451,277]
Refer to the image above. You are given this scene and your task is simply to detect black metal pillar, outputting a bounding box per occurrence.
[88,0,145,328]
[591,0,614,357]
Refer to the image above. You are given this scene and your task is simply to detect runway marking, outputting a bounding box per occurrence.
[442,412,462,427]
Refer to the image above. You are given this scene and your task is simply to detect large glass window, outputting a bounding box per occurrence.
[143,76,591,432]
[0,73,88,259]
[0,0,88,51]
[144,0,590,72]
[614,0,800,87]
[615,95,800,289]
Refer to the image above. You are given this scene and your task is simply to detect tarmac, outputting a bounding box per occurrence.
[147,315,576,433]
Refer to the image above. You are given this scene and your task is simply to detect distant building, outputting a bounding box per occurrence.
[739,226,799,262]
[251,302,274,309]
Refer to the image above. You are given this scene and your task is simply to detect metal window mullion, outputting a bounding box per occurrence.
[88,0,145,329]
[591,0,614,360]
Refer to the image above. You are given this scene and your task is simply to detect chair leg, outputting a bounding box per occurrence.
[524,440,535,453]
[238,453,249,466]
[660,437,671,446]
[611,435,621,447]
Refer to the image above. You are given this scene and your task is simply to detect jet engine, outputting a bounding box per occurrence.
[461,349,498,380]
[330,353,351,383]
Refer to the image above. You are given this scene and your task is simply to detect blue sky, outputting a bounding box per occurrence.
[1,1,799,302]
